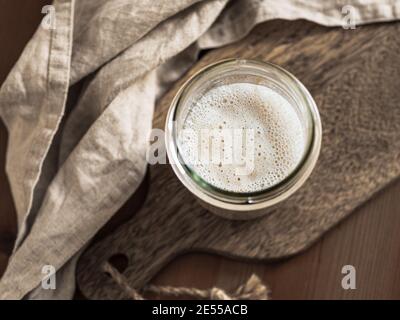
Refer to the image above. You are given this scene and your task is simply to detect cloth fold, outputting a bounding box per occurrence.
[1,0,399,299]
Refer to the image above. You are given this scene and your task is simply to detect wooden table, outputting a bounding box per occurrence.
[1,0,400,299]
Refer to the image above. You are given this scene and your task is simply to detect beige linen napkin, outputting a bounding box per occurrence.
[0,0,399,299]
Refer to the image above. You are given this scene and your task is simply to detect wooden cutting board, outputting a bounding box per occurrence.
[77,20,400,299]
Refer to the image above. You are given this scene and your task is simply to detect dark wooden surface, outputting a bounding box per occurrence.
[1,1,400,300]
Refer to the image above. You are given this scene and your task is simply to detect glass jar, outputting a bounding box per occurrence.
[165,59,322,219]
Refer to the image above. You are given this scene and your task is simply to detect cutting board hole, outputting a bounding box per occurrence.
[107,253,129,273]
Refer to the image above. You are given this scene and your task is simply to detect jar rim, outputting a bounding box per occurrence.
[165,58,322,212]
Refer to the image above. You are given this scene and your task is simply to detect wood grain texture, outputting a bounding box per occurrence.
[0,2,399,300]
[77,20,400,299]
[150,178,400,300]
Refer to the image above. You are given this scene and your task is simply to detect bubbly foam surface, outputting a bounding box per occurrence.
[178,83,306,193]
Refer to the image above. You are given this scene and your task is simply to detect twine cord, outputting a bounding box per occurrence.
[103,262,269,300]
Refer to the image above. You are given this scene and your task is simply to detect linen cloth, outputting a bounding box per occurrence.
[0,0,399,299]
